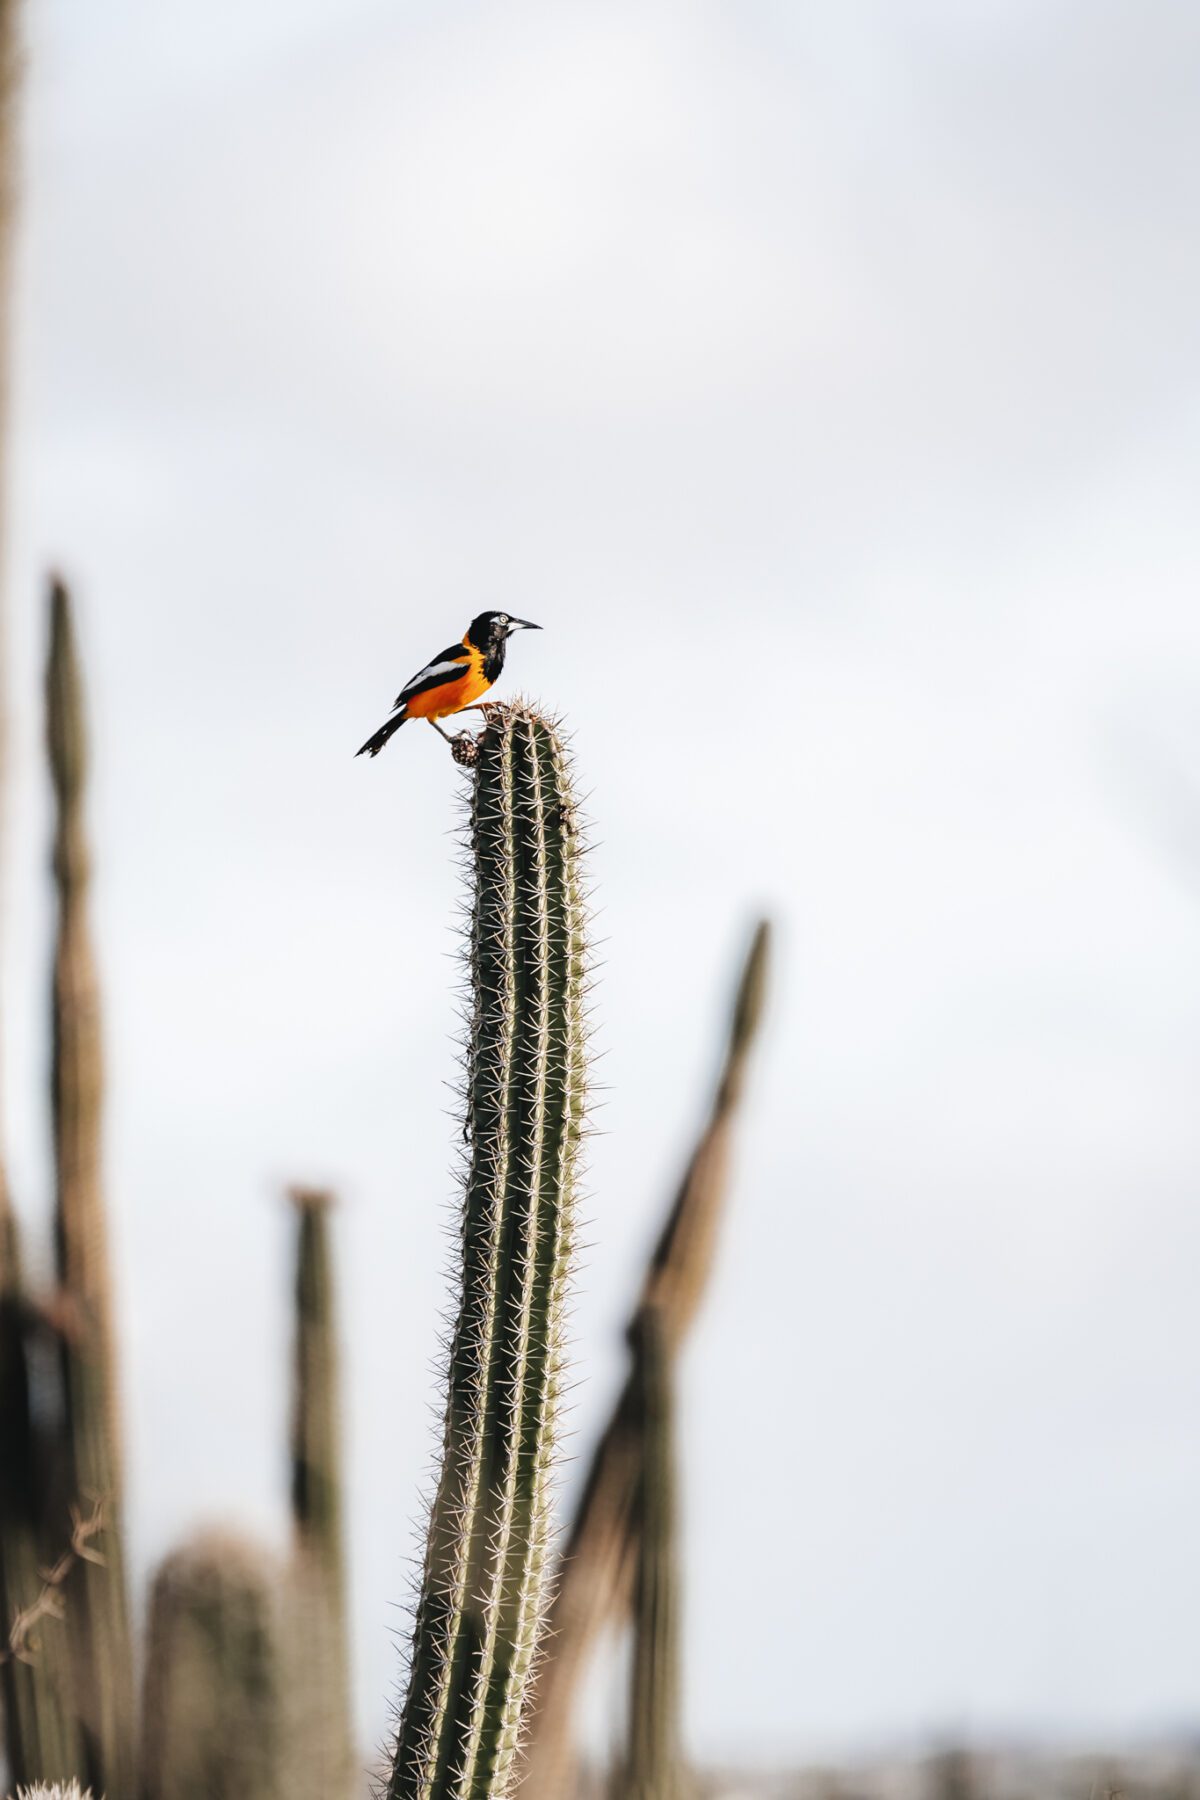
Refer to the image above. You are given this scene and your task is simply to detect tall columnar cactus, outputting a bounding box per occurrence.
[625,1304,682,1800]
[45,578,133,1796]
[286,1186,355,1800]
[520,921,770,1799]
[139,1534,283,1800]
[386,703,588,1800]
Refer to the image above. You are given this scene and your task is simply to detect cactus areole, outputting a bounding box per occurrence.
[387,703,588,1800]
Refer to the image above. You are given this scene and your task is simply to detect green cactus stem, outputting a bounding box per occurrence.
[139,1534,282,1800]
[624,1304,682,1800]
[286,1186,355,1800]
[520,921,770,1800]
[46,577,133,1796]
[386,702,588,1800]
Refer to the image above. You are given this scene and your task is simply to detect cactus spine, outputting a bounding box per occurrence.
[46,578,133,1796]
[287,1187,355,1800]
[625,1304,682,1800]
[521,922,770,1799]
[387,704,587,1800]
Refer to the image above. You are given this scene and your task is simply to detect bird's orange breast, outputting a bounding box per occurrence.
[404,657,492,721]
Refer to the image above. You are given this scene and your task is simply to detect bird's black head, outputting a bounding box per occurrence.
[466,610,541,652]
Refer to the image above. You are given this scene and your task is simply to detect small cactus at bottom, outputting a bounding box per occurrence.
[386,703,588,1800]
[139,1532,283,1800]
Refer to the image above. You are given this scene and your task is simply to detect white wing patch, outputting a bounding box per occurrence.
[399,657,466,699]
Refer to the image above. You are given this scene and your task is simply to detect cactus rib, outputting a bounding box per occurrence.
[387,703,587,1800]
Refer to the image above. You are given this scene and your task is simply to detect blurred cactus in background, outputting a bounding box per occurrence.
[140,1534,283,1800]
[1,588,360,1798]
[0,583,134,1797]
[386,702,588,1800]
[0,1,28,1769]
[46,578,135,1797]
[928,1748,975,1800]
[286,1186,355,1800]
[520,921,770,1800]
[624,1303,684,1800]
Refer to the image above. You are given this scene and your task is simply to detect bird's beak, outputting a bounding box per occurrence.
[508,617,541,632]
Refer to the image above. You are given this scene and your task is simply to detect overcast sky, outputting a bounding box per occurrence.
[6,0,1200,1769]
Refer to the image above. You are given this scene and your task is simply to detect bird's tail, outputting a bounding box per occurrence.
[355,708,407,758]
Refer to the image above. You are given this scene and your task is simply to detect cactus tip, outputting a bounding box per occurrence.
[287,1183,336,1213]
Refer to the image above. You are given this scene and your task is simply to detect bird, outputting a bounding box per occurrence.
[355,610,541,758]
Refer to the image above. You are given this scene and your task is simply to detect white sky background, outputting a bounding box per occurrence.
[5,0,1200,1767]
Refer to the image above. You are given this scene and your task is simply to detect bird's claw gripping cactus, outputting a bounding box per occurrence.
[386,702,588,1800]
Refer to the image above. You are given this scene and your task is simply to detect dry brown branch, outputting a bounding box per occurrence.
[519,920,771,1799]
[1,1499,105,1666]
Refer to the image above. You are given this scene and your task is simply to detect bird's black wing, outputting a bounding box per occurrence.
[392,643,471,711]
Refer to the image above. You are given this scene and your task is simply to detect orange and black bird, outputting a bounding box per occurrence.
[355,610,541,758]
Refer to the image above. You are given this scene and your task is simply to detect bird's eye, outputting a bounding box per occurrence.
[498,613,509,625]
